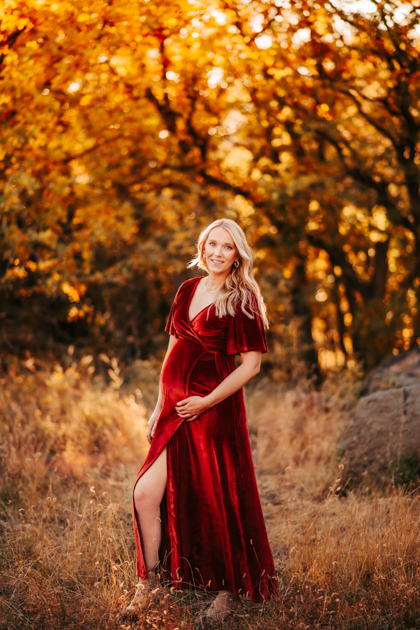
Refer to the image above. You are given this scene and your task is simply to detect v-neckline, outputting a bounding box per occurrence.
[188,277,215,323]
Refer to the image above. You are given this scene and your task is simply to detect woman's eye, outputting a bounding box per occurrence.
[225,246,232,250]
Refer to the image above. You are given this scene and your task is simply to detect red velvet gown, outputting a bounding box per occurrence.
[132,276,278,602]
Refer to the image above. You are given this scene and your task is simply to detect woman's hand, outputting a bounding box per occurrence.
[176,396,209,421]
[146,413,159,443]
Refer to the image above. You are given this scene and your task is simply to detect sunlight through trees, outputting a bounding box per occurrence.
[1,0,420,372]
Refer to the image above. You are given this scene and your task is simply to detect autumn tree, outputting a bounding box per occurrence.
[1,0,419,374]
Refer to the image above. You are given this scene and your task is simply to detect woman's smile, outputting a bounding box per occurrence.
[204,226,237,272]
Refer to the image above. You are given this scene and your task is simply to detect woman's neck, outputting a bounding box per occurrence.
[205,272,227,293]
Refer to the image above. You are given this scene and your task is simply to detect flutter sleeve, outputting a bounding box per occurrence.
[226,292,268,355]
[164,285,181,337]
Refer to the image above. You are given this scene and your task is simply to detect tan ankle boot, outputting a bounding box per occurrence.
[123,572,160,614]
[204,590,238,623]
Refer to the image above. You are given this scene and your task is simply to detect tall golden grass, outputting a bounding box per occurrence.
[1,358,420,629]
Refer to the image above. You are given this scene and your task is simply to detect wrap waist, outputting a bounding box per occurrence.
[173,337,236,382]
[200,349,236,380]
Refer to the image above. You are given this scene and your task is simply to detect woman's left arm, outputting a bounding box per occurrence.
[175,351,261,421]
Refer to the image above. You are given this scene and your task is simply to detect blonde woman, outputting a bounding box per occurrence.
[126,219,278,621]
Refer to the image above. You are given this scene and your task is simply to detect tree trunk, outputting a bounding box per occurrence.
[290,256,322,387]
[373,240,389,300]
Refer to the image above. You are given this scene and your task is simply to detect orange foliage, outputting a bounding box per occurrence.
[1,0,420,370]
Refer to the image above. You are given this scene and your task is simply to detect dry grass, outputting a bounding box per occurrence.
[1,360,420,629]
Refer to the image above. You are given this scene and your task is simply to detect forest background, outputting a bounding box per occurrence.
[2,0,420,378]
[2,0,420,629]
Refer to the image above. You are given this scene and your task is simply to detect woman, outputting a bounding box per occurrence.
[126,218,278,621]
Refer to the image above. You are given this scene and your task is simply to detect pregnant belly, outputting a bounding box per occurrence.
[155,338,237,441]
[160,339,207,408]
[160,338,236,406]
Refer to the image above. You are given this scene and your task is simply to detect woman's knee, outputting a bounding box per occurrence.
[133,480,158,510]
[133,448,167,511]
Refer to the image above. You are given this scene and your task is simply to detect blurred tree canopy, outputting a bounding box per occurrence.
[1,0,420,375]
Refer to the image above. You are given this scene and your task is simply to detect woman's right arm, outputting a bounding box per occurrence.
[147,334,177,443]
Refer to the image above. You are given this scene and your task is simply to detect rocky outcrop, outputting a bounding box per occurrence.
[363,348,420,395]
[343,349,420,484]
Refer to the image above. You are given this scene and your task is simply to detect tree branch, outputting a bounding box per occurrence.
[307,234,370,299]
[0,28,26,71]
[338,88,400,151]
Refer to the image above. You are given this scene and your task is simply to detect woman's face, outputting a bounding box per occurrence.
[203,227,238,275]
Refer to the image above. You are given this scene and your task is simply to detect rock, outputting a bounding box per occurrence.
[343,384,420,485]
[363,348,420,395]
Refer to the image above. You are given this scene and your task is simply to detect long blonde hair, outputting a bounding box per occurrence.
[187,219,269,329]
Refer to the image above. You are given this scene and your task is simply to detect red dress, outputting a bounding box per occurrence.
[132,276,278,602]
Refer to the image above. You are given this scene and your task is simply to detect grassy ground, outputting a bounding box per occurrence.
[1,357,420,629]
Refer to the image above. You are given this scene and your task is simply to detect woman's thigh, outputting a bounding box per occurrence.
[134,447,167,509]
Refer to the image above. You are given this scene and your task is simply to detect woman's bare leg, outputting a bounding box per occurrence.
[133,447,167,572]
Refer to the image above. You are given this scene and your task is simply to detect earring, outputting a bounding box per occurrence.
[234,259,240,268]
[203,253,206,260]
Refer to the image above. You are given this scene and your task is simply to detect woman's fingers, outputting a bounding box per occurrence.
[147,416,157,443]
[176,406,194,419]
[176,397,202,420]
[147,421,156,442]
[176,397,194,408]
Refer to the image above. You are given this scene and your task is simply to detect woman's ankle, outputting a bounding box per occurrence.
[146,560,160,575]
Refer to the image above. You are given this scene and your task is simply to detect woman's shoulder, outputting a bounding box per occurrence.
[232,288,259,314]
[226,288,268,354]
[174,276,201,300]
[181,276,201,288]
[178,276,201,291]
